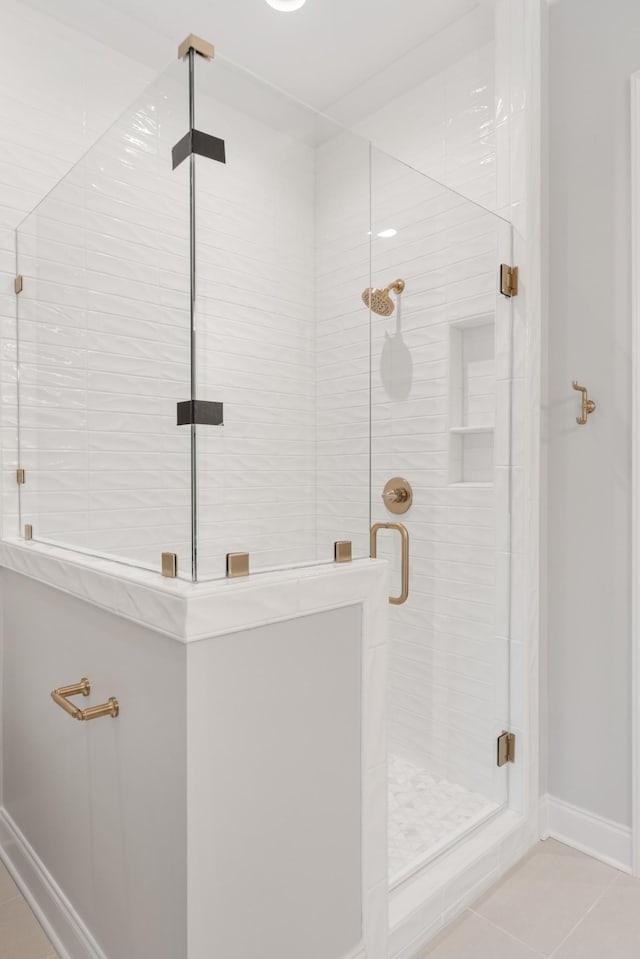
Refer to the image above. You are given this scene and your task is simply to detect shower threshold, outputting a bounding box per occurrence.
[388,754,502,889]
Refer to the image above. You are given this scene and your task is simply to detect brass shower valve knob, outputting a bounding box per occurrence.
[384,487,409,504]
[382,477,413,515]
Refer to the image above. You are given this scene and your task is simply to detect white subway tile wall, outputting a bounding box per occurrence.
[16,64,192,572]
[354,44,498,213]
[192,62,320,578]
[0,1,154,548]
[315,131,372,562]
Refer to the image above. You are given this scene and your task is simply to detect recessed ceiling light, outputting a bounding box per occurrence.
[265,0,307,10]
[376,228,397,238]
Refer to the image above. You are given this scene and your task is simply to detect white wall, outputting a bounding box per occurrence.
[547,0,640,828]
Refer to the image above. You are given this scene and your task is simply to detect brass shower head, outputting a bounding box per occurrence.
[362,278,405,316]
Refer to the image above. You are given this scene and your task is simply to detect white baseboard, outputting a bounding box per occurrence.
[540,794,632,874]
[0,807,107,959]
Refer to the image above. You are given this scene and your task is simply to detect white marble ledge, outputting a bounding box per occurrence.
[0,539,389,644]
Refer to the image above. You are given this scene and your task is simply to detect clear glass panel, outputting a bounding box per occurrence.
[369,148,513,884]
[16,60,192,577]
[191,56,372,581]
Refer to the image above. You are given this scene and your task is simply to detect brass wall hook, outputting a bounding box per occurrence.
[572,381,596,425]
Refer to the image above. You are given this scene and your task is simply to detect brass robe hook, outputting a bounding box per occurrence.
[572,381,596,425]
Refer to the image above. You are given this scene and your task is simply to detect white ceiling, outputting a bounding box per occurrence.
[19,0,492,111]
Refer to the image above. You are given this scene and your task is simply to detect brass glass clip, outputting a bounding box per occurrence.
[572,381,596,425]
[51,678,119,721]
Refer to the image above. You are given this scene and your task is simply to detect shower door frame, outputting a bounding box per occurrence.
[630,69,640,880]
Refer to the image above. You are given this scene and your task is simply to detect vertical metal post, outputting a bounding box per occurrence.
[188,47,198,582]
[15,242,23,536]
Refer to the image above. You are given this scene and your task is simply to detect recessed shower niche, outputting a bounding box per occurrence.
[448,315,496,485]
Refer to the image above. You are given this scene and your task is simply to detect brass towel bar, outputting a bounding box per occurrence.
[51,678,119,721]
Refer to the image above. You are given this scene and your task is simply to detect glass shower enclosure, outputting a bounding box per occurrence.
[12,37,514,879]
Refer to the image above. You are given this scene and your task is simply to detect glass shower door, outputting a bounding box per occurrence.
[369,148,513,885]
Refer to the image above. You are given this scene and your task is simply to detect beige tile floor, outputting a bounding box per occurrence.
[1,838,638,959]
[420,838,640,958]
[0,861,57,959]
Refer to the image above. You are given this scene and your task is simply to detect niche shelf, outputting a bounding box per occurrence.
[448,315,495,485]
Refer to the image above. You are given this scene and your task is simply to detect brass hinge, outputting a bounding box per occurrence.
[500,264,518,298]
[497,730,516,766]
[16,468,25,485]
[14,275,23,294]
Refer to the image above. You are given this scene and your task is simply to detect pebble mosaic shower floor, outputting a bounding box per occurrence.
[388,755,500,884]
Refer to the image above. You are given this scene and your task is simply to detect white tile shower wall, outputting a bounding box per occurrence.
[192,83,318,579]
[315,130,372,562]
[14,67,193,572]
[0,1,154,543]
[314,26,502,579]
[354,43,497,213]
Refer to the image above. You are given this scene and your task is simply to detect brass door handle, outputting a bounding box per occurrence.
[572,380,596,425]
[51,678,119,721]
[370,522,410,605]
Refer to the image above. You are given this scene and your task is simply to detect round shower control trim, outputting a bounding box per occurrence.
[382,477,413,515]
